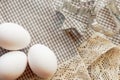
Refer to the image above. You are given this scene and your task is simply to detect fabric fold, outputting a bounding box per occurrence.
[78,32,116,67]
[52,55,91,80]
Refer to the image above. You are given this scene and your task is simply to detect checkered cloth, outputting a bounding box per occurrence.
[1,0,120,80]
[0,0,78,79]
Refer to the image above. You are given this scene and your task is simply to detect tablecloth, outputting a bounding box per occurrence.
[1,0,120,80]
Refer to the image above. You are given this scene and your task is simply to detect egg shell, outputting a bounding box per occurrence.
[28,44,58,78]
[0,23,31,50]
[0,51,27,80]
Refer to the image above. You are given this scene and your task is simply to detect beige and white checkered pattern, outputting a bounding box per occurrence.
[1,0,120,80]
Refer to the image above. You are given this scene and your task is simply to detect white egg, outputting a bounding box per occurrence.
[28,44,57,78]
[0,51,27,80]
[0,23,31,50]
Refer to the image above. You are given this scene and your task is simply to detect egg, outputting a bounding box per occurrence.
[0,51,27,80]
[28,44,57,78]
[0,23,31,50]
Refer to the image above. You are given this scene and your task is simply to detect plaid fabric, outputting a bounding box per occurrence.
[1,0,120,80]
